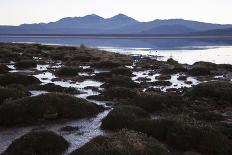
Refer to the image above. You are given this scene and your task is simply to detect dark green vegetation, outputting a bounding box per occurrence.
[185,81,232,105]
[0,93,103,126]
[59,126,79,132]
[130,92,187,113]
[3,130,69,155]
[70,129,170,155]
[0,73,41,86]
[0,87,30,104]
[55,67,80,77]
[101,106,150,130]
[15,60,37,69]
[29,83,80,94]
[0,64,10,74]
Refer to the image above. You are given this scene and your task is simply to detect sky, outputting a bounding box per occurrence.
[1,0,232,25]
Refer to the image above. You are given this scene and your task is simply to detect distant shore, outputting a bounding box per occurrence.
[1,34,232,39]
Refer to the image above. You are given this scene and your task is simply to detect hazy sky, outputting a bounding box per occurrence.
[1,0,232,25]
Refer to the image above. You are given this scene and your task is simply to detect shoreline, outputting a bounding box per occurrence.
[1,34,232,39]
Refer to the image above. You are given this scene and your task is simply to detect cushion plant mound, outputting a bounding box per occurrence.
[29,83,80,94]
[185,81,232,105]
[0,64,10,74]
[130,92,187,113]
[0,73,41,86]
[110,66,133,77]
[3,130,69,155]
[0,93,103,126]
[0,87,30,104]
[55,66,80,77]
[133,116,232,155]
[103,87,138,100]
[15,60,37,69]
[101,105,150,130]
[70,129,170,155]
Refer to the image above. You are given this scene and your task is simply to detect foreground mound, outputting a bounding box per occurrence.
[0,73,41,86]
[0,93,103,126]
[185,81,232,105]
[15,60,37,69]
[130,92,187,113]
[70,129,170,155]
[0,64,10,74]
[101,105,150,130]
[0,87,30,104]
[29,83,80,94]
[3,130,69,155]
[133,117,232,155]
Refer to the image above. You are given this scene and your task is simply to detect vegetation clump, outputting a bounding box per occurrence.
[130,92,186,113]
[0,73,41,86]
[30,83,80,94]
[0,87,30,104]
[101,105,150,130]
[185,81,232,105]
[15,60,37,69]
[59,126,79,132]
[55,66,80,76]
[70,129,170,155]
[93,60,121,69]
[3,130,69,155]
[0,93,103,126]
[0,64,10,74]
[110,66,133,76]
[103,87,138,100]
[134,116,232,154]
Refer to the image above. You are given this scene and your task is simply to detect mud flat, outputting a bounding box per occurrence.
[0,43,231,155]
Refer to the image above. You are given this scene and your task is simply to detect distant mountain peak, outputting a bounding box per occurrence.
[83,14,103,19]
[108,13,138,22]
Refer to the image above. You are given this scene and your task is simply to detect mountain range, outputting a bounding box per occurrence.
[0,14,232,35]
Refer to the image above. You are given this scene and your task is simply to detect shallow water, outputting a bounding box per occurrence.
[104,46,232,64]
[1,36,232,64]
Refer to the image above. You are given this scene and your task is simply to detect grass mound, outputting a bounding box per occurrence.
[0,64,10,74]
[0,87,29,104]
[15,60,37,69]
[0,93,103,126]
[185,81,232,105]
[110,66,133,76]
[30,83,79,94]
[101,105,150,130]
[133,116,232,154]
[70,129,170,155]
[55,66,80,76]
[130,92,186,113]
[103,87,138,100]
[3,130,69,155]
[0,73,41,86]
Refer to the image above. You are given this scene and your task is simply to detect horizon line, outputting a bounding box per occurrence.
[1,13,232,26]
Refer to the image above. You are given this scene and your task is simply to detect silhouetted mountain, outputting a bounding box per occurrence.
[140,24,197,34]
[0,14,232,35]
[194,27,232,35]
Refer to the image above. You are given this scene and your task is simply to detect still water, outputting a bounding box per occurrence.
[0,36,232,64]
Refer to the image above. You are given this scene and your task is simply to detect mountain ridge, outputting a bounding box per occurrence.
[0,14,232,35]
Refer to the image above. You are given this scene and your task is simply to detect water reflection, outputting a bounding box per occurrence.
[1,36,232,50]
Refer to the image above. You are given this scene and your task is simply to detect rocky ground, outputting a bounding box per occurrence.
[0,43,231,155]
